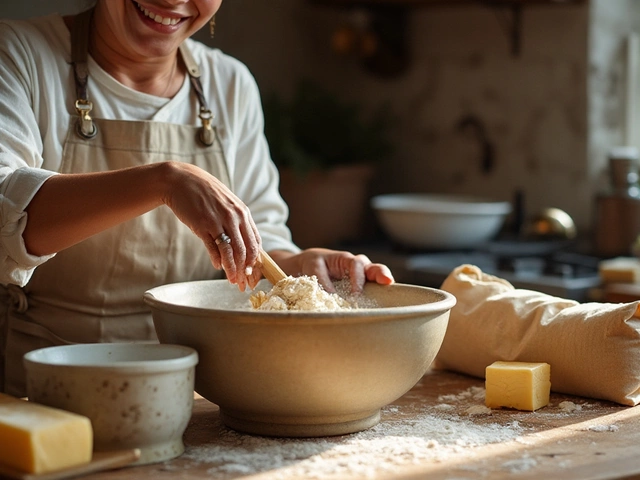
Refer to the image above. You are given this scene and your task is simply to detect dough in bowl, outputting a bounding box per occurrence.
[250,275,353,311]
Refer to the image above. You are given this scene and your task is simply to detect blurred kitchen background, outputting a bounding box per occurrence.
[4,0,640,300]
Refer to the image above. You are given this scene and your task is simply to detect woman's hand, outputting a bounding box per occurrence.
[269,248,394,293]
[162,162,261,290]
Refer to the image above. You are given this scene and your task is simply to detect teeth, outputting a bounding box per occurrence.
[136,2,179,26]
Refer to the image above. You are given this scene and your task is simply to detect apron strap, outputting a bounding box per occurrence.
[179,44,215,146]
[71,8,97,139]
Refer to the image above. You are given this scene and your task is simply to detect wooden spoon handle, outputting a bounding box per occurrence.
[258,249,288,284]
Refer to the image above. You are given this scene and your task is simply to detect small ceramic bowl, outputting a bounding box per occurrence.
[23,343,198,465]
[144,279,456,437]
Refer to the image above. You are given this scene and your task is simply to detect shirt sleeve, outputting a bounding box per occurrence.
[0,21,57,286]
[222,58,301,255]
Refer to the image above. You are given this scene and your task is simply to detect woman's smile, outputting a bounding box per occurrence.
[131,0,187,32]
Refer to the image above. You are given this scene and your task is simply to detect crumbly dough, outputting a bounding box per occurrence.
[250,275,352,311]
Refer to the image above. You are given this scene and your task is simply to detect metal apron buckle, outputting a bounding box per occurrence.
[75,99,98,139]
[198,108,214,146]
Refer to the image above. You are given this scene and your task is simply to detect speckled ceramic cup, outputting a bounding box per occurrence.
[24,343,198,465]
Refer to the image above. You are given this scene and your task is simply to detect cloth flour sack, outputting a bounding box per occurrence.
[434,264,640,406]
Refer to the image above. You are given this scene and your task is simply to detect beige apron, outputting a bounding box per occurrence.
[1,9,229,396]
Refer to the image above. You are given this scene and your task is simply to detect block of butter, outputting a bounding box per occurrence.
[0,393,93,474]
[598,257,640,284]
[485,361,551,411]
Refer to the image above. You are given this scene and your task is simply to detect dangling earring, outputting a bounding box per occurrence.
[209,15,216,38]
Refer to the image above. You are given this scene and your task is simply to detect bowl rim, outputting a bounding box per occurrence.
[143,281,457,324]
[23,343,199,373]
[371,193,512,215]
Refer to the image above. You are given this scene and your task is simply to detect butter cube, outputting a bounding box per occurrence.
[0,393,93,474]
[599,257,640,284]
[485,361,551,411]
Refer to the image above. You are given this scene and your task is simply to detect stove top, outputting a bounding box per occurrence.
[353,240,602,302]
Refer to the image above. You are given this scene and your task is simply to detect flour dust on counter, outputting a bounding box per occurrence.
[178,403,523,479]
[162,378,621,480]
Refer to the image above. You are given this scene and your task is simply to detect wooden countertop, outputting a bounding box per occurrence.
[84,370,640,480]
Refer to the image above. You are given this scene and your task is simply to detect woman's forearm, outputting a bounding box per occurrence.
[23,162,170,256]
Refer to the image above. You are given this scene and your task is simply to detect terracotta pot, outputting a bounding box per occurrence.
[279,164,374,249]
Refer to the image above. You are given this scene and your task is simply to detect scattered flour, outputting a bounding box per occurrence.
[434,403,456,412]
[181,407,524,479]
[558,401,582,413]
[501,456,538,473]
[586,424,619,432]
[435,386,493,417]
[438,386,486,403]
[465,405,492,416]
[177,383,604,478]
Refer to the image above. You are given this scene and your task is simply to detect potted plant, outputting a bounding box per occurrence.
[263,79,394,248]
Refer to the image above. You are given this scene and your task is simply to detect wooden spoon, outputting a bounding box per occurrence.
[258,249,288,285]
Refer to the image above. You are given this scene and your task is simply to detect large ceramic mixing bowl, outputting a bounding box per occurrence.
[23,343,198,465]
[143,279,456,437]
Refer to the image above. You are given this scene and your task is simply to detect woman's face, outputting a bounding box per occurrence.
[94,0,222,61]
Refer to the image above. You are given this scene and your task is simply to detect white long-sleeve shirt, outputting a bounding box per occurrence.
[0,13,299,286]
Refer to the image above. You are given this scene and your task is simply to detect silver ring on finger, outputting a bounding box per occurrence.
[215,232,231,246]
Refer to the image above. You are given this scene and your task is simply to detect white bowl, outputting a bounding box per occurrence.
[144,279,456,438]
[371,193,512,249]
[23,343,198,465]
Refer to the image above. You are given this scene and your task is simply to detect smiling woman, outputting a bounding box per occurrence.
[0,0,395,398]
